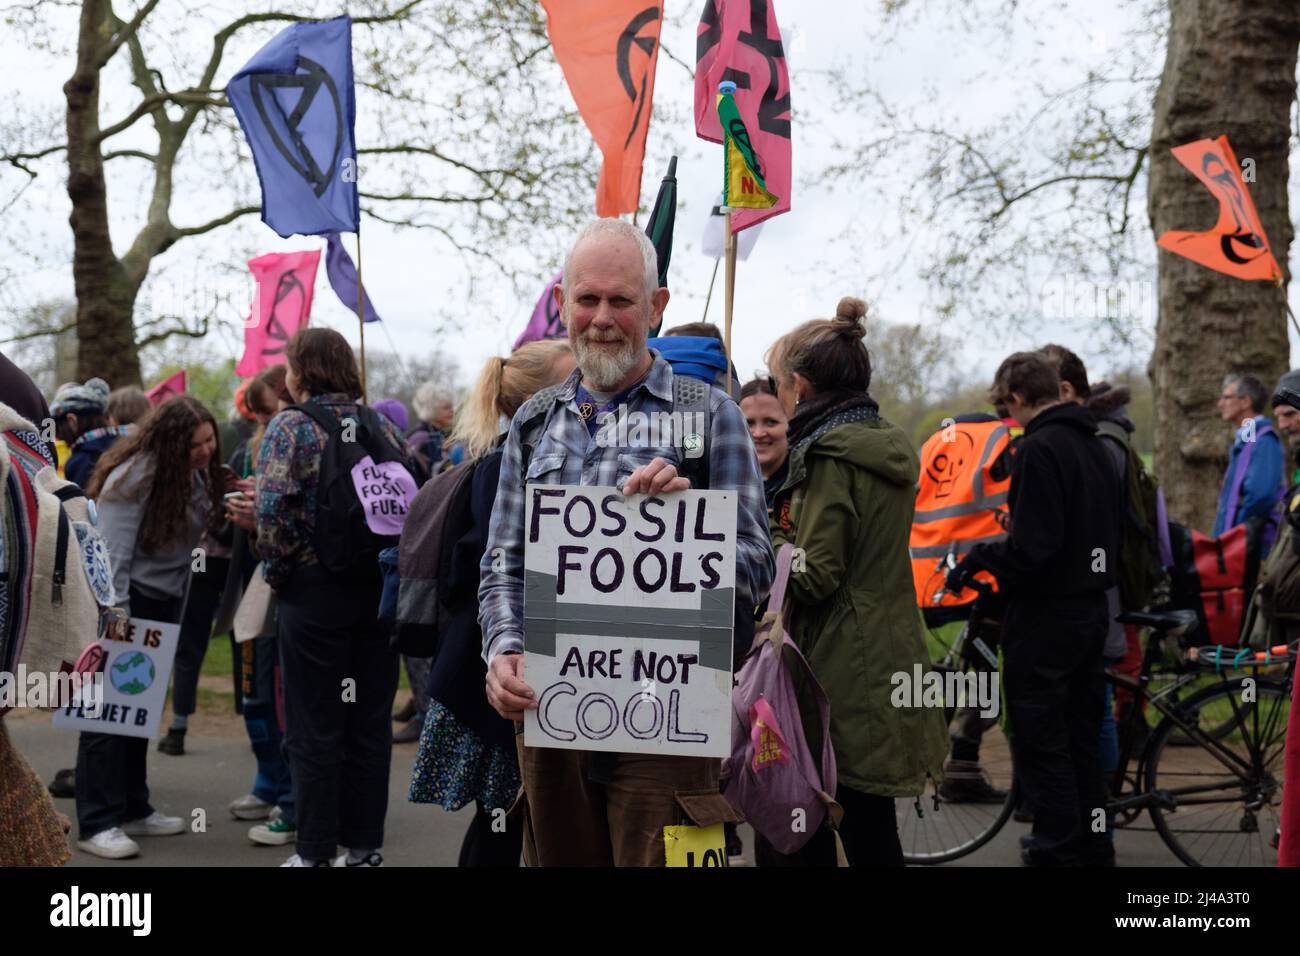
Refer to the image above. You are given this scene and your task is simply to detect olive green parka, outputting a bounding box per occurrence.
[772,413,948,797]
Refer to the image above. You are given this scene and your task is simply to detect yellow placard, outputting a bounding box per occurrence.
[663,822,728,868]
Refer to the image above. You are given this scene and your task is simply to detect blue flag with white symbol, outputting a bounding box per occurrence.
[227,15,359,238]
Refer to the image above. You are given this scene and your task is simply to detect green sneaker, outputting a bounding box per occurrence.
[249,818,296,846]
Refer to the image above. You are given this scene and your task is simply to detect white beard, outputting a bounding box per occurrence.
[573,328,643,390]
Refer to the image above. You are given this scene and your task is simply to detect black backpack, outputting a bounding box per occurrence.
[1096,420,1165,611]
[290,402,415,581]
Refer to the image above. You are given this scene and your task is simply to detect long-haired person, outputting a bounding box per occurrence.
[255,328,410,867]
[410,339,575,866]
[763,297,948,867]
[75,396,225,859]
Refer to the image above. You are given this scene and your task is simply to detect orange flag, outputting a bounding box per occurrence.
[541,0,663,217]
[1156,135,1282,282]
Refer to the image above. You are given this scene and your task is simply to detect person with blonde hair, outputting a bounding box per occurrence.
[762,296,948,867]
[410,339,574,866]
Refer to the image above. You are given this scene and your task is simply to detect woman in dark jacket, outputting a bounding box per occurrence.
[763,297,948,867]
[255,328,413,867]
[409,339,574,866]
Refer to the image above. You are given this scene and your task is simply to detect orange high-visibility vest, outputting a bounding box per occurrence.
[910,417,1013,610]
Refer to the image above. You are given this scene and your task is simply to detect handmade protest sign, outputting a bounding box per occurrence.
[523,485,736,758]
[663,823,728,867]
[52,617,180,740]
[350,455,417,535]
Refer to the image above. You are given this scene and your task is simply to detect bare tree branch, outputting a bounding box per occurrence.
[94,88,225,144]
[361,190,491,205]
[95,0,163,69]
[3,144,65,176]
[135,313,209,350]
[659,41,695,78]
[170,205,259,240]
[993,171,1140,219]
[1,317,78,344]
[104,148,157,162]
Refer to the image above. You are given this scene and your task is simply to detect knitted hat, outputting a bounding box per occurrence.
[371,398,409,432]
[1272,369,1300,410]
[50,378,110,417]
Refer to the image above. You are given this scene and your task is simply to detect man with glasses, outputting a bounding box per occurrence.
[1214,374,1285,543]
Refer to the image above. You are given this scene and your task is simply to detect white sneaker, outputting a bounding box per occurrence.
[122,811,185,837]
[281,853,331,867]
[229,793,274,821]
[334,850,384,867]
[249,818,296,846]
[77,827,140,860]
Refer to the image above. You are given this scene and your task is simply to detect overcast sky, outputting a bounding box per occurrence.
[3,0,1297,397]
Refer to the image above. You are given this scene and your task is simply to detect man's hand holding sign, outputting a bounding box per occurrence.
[485,456,691,723]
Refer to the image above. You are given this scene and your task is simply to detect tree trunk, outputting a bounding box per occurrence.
[1147,0,1299,532]
[65,0,143,387]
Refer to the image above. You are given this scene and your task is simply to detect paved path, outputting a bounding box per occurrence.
[10,716,473,867]
[9,714,1178,867]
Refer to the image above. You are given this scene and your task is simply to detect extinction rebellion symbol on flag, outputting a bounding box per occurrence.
[617,7,661,148]
[249,57,344,198]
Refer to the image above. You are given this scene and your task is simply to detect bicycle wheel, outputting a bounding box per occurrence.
[897,658,1016,863]
[1145,676,1291,867]
[897,760,1016,864]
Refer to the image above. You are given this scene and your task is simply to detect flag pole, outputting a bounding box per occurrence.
[702,257,721,323]
[1278,275,1300,339]
[356,231,368,404]
[724,209,737,396]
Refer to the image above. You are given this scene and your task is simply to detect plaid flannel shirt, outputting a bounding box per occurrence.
[478,351,775,663]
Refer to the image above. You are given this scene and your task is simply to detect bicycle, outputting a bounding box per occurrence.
[897,578,1294,866]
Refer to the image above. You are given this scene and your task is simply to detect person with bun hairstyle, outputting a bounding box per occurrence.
[410,339,574,866]
[764,297,948,867]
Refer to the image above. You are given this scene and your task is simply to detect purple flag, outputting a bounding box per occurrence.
[227,16,359,238]
[324,232,379,323]
[512,271,565,350]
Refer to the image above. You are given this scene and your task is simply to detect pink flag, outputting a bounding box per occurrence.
[146,369,186,405]
[236,250,321,377]
[512,271,566,351]
[694,0,792,233]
